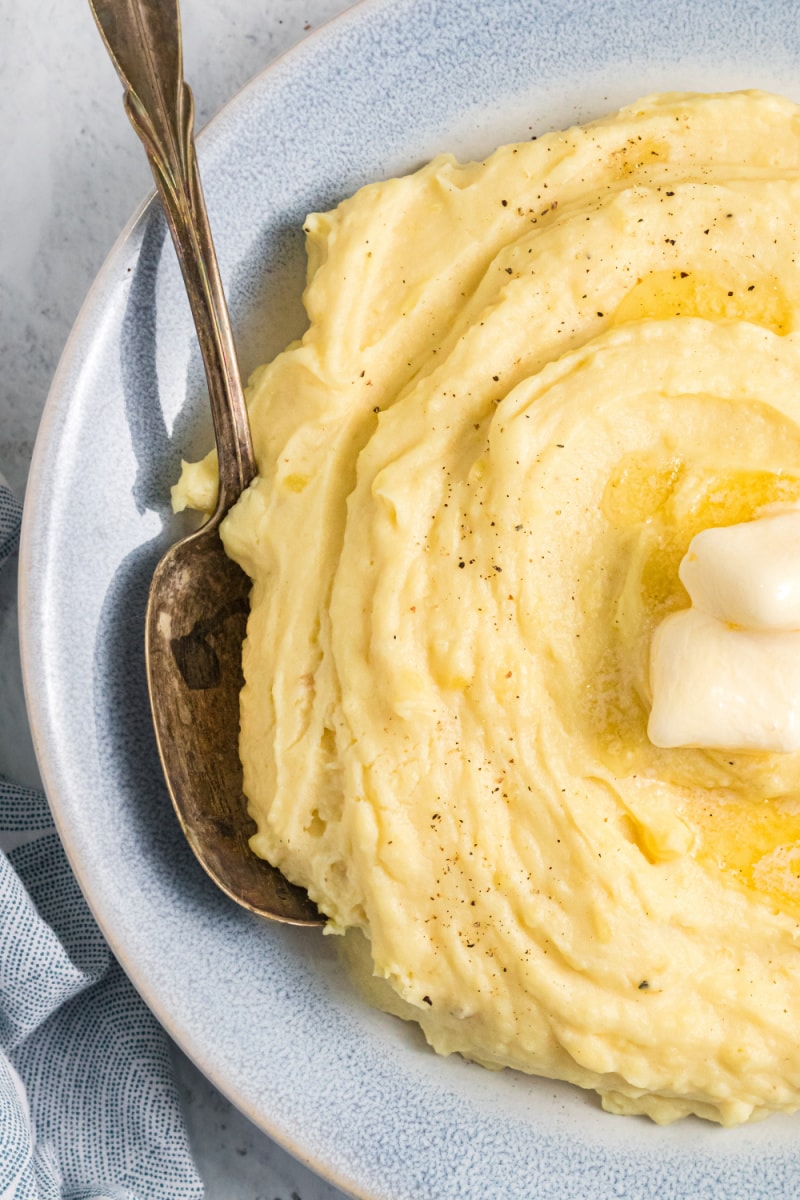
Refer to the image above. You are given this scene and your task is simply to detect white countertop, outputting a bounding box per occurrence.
[0,2,354,1195]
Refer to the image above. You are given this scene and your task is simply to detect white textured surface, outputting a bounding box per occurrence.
[0,2,352,1196]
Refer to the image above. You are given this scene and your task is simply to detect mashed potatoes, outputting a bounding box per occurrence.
[175,90,800,1124]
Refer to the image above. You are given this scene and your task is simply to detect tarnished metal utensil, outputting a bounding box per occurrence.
[89,0,322,924]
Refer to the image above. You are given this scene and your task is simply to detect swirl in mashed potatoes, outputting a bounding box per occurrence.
[175,90,800,1125]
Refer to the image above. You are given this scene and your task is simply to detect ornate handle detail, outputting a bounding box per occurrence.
[89,0,256,515]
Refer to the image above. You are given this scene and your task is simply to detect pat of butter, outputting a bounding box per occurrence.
[680,506,800,631]
[648,507,800,752]
[648,609,800,750]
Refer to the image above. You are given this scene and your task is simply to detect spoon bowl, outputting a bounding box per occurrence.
[90,0,322,924]
[146,516,319,921]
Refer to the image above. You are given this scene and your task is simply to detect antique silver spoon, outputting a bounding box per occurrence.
[89,0,322,924]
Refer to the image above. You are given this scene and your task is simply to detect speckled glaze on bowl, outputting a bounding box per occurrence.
[19,1,800,1196]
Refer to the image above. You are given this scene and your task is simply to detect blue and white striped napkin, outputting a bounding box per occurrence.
[0,475,202,1200]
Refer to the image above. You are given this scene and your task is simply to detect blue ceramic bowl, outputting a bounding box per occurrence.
[20,1,800,1196]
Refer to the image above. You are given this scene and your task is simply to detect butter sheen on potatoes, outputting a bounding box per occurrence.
[175,91,800,1125]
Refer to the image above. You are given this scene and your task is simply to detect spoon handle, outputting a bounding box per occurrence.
[88,0,257,515]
